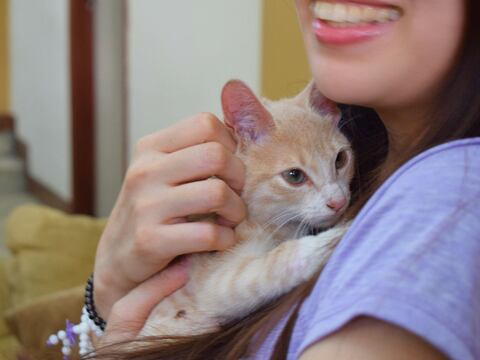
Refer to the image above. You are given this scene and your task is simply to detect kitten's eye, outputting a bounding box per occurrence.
[281,168,307,186]
[335,150,348,170]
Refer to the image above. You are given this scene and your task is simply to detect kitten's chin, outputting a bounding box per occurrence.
[304,214,345,234]
[287,216,338,237]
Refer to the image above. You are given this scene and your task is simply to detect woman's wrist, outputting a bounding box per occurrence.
[85,275,107,330]
[92,270,128,322]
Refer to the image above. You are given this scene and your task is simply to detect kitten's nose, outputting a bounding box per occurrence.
[327,197,347,212]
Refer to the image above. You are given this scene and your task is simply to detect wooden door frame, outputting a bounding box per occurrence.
[70,0,95,215]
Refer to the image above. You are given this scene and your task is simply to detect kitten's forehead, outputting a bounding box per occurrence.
[265,99,348,151]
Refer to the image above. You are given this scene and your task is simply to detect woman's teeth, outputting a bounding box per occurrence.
[312,1,402,27]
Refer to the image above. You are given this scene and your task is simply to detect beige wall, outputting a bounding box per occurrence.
[10,0,72,200]
[0,0,9,112]
[261,0,310,100]
[127,0,262,157]
[94,0,125,217]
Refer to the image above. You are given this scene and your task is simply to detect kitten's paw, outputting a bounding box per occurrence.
[294,226,347,279]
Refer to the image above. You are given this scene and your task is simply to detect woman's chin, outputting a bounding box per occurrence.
[312,85,379,108]
[310,73,379,107]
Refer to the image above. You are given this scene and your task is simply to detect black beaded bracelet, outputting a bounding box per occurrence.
[85,274,107,331]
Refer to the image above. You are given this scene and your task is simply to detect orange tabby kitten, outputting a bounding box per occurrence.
[141,80,354,337]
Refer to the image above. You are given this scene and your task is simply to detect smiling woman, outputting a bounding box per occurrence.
[89,0,480,359]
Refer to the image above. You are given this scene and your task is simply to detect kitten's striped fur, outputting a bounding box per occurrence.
[141,80,354,337]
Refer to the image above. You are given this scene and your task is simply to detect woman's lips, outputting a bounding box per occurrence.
[312,18,394,45]
[310,1,402,45]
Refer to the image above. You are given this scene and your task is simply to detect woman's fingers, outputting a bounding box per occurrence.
[165,178,247,224]
[130,177,246,228]
[103,261,190,343]
[132,222,237,262]
[136,113,237,155]
[163,142,246,192]
[126,142,245,194]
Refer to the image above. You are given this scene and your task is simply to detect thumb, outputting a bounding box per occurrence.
[102,258,190,343]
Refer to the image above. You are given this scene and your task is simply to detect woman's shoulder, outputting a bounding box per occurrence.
[357,137,480,224]
[342,136,480,258]
[287,138,480,360]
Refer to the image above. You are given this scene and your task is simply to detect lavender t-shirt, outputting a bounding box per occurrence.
[256,138,480,360]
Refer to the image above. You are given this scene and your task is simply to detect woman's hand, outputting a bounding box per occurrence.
[100,260,190,344]
[93,113,247,321]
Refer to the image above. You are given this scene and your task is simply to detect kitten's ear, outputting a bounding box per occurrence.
[221,80,275,144]
[295,80,341,126]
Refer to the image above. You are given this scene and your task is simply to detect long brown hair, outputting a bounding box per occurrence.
[90,1,480,358]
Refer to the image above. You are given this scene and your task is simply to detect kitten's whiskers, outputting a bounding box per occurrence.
[261,211,305,243]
